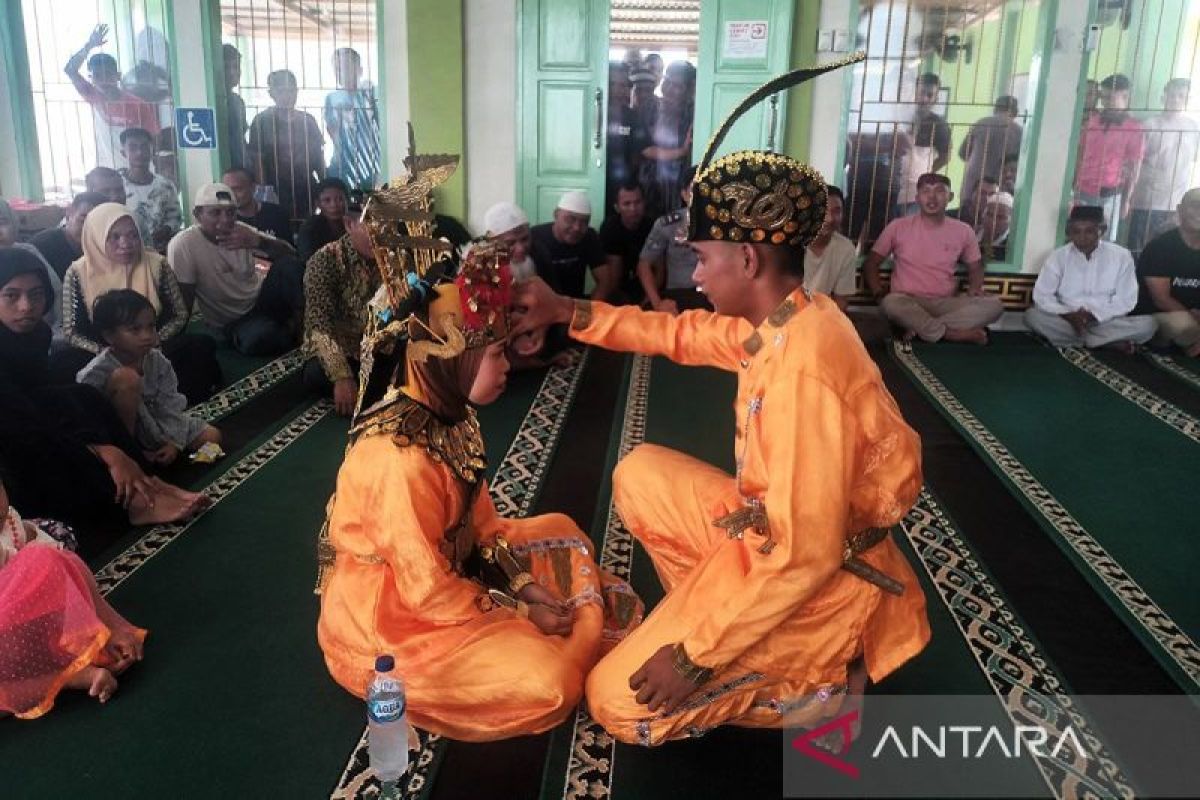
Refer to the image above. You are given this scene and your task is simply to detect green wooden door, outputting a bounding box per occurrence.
[517,0,610,223]
[692,0,796,164]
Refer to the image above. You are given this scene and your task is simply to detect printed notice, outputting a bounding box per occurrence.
[724,21,769,59]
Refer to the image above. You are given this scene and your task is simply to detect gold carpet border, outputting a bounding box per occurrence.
[902,490,1134,799]
[559,354,1133,799]
[95,401,333,595]
[892,342,1200,687]
[1058,347,1200,446]
[190,348,307,423]
[1144,351,1200,392]
[560,355,651,800]
[330,349,591,800]
[851,271,1035,310]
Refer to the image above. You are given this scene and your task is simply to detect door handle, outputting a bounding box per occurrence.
[594,87,604,149]
[767,93,779,152]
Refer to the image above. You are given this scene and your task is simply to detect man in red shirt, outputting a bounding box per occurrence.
[65,24,161,169]
[1074,74,1145,242]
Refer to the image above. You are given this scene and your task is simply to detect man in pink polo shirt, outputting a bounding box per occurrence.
[1074,73,1145,242]
[863,173,1003,344]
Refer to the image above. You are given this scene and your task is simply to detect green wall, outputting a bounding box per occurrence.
[781,0,819,163]
[407,0,466,218]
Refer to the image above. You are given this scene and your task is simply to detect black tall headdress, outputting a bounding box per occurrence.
[687,52,866,247]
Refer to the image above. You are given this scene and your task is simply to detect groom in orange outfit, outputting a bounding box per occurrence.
[512,56,931,746]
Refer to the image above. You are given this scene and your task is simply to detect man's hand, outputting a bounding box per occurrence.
[510,277,575,338]
[1061,310,1089,335]
[652,298,679,315]
[629,644,700,715]
[92,445,154,509]
[147,443,181,466]
[966,284,986,298]
[216,224,261,251]
[333,378,357,417]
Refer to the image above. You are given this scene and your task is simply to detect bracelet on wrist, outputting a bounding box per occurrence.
[670,643,713,685]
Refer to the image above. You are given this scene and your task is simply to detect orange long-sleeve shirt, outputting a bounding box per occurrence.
[570,288,928,679]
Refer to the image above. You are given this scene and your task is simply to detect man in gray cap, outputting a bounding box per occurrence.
[168,182,301,356]
[529,191,614,300]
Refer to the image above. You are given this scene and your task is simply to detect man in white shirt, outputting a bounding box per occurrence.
[1129,78,1200,253]
[169,183,302,356]
[1025,205,1156,352]
[803,185,858,311]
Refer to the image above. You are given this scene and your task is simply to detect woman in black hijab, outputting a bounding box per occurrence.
[0,247,206,556]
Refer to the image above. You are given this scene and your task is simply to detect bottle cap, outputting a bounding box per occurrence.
[375,654,395,672]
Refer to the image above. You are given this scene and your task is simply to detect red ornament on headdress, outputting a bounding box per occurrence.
[455,249,513,332]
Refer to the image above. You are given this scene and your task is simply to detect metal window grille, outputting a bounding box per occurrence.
[845,0,1045,262]
[1076,0,1200,254]
[21,0,175,203]
[220,0,379,224]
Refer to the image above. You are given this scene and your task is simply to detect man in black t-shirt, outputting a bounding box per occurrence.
[29,191,106,280]
[223,166,295,246]
[1137,188,1200,356]
[598,183,653,304]
[530,191,609,299]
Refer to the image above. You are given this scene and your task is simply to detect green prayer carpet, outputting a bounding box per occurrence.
[539,357,1054,800]
[895,336,1200,689]
[0,364,554,798]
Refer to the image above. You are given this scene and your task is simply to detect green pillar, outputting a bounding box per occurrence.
[406,0,466,219]
[0,0,44,199]
[782,0,819,162]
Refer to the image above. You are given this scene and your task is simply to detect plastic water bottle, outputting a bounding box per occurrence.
[367,654,409,791]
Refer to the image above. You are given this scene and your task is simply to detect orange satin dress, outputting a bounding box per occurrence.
[572,289,931,746]
[317,433,641,742]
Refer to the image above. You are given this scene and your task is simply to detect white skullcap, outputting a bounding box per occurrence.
[557,190,592,216]
[986,191,1014,210]
[483,202,529,236]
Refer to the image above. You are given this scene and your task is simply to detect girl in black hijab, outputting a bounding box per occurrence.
[0,247,206,556]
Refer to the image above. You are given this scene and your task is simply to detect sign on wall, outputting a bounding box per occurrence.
[723,21,769,59]
[174,107,218,150]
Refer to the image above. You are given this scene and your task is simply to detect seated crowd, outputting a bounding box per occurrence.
[5,106,1200,719]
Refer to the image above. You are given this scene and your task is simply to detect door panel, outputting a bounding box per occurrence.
[538,0,594,69]
[538,84,590,173]
[693,0,796,165]
[519,0,609,223]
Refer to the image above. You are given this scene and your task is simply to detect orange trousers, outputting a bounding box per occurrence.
[585,445,878,746]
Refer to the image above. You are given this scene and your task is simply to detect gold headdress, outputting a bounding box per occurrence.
[686,53,866,247]
[351,127,516,421]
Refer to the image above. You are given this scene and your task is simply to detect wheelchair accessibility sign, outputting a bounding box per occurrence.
[175,107,217,149]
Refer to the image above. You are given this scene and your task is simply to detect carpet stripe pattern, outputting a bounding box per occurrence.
[891,341,1200,689]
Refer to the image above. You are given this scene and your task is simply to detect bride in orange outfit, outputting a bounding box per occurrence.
[316,221,640,741]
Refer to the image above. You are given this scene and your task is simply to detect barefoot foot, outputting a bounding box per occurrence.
[127,485,206,526]
[943,326,989,345]
[66,666,118,704]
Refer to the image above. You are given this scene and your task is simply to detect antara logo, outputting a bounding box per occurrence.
[791,711,1089,779]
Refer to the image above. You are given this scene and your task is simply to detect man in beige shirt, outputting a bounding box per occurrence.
[803,185,858,311]
[168,182,301,356]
